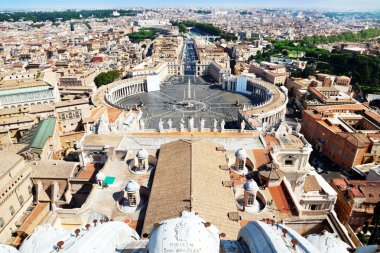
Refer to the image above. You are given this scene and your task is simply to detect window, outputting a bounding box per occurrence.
[285,160,293,166]
[139,160,146,170]
[28,186,32,194]
[10,206,15,216]
[0,217,4,228]
[128,193,137,206]
[238,160,245,171]
[247,194,255,206]
[18,195,24,205]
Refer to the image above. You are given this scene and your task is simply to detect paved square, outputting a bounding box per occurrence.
[116,76,263,130]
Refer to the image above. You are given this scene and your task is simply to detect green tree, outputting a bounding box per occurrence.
[178,23,188,33]
[94,70,120,87]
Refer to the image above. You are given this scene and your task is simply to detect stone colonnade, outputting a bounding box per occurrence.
[107,79,147,104]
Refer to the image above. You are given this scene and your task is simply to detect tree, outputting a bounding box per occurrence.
[247,55,255,63]
[178,23,188,33]
[94,70,120,87]
[282,49,289,57]
[301,65,316,78]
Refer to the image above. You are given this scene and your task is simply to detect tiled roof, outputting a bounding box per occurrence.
[303,176,321,192]
[142,139,240,239]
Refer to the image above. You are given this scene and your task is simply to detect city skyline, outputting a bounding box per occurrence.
[0,0,379,11]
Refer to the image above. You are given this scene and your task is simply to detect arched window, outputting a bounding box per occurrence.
[139,159,146,170]
[128,193,137,206]
[0,217,4,228]
[238,160,245,171]
[10,206,15,216]
[247,194,255,206]
[18,195,24,205]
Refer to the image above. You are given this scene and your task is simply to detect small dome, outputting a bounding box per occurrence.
[244,179,259,193]
[96,172,106,181]
[235,148,247,159]
[125,180,140,193]
[136,149,148,159]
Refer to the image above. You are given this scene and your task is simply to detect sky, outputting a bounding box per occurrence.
[0,0,378,11]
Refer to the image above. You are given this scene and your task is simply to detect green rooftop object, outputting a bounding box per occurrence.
[0,85,51,96]
[103,176,115,186]
[20,117,56,154]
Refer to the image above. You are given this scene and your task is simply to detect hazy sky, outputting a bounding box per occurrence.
[0,0,378,11]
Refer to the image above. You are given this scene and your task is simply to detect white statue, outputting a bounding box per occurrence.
[140,119,145,131]
[180,118,185,130]
[295,123,301,134]
[213,118,218,132]
[221,119,225,131]
[159,118,164,131]
[240,120,245,131]
[200,118,205,130]
[167,119,172,130]
[188,117,194,130]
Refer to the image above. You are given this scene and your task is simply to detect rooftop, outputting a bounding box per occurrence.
[0,151,23,177]
[30,160,79,179]
[28,117,56,151]
[142,139,240,239]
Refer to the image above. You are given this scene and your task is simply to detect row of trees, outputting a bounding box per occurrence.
[127,28,159,43]
[172,20,237,41]
[262,34,380,90]
[178,20,223,36]
[94,70,120,87]
[0,9,141,23]
[299,28,380,47]
[249,34,380,92]
[193,10,211,14]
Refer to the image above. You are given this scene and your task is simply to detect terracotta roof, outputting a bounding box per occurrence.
[303,175,321,192]
[337,132,371,148]
[142,139,240,239]
[332,179,380,204]
[253,149,271,169]
[30,160,78,179]
[107,108,123,124]
[364,110,380,125]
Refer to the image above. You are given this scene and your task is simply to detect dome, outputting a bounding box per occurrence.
[235,148,247,159]
[21,222,139,253]
[244,179,259,193]
[95,172,106,181]
[136,149,148,159]
[0,244,20,253]
[125,180,140,193]
[19,224,66,253]
[239,221,319,253]
[306,231,350,253]
[148,211,220,253]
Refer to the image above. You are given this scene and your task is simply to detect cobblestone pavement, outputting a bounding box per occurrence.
[116,76,264,130]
